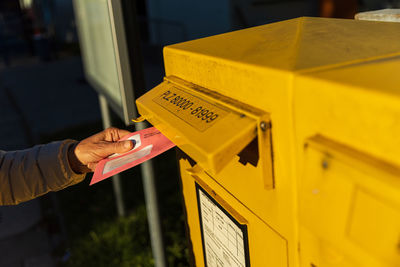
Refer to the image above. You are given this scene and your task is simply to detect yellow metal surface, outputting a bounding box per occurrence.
[136,17,400,266]
[136,76,273,186]
[179,157,289,267]
[300,136,400,267]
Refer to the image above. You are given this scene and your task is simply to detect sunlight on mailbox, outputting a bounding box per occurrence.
[135,16,400,267]
[136,76,274,188]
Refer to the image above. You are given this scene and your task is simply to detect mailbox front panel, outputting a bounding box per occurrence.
[178,155,288,267]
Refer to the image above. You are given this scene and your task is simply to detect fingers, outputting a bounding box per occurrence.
[120,140,134,151]
[72,128,134,173]
[91,127,132,142]
[114,128,131,138]
[99,140,134,157]
[104,127,131,142]
[85,140,133,172]
[87,162,97,171]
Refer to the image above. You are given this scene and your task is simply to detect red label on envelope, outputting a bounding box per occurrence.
[90,127,175,185]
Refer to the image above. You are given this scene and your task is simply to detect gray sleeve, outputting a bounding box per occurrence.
[0,140,86,205]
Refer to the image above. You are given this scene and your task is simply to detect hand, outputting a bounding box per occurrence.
[68,127,134,173]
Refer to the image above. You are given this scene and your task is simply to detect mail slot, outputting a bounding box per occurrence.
[136,17,400,267]
[136,76,273,187]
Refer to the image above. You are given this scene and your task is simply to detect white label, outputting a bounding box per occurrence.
[198,189,247,267]
[103,145,153,174]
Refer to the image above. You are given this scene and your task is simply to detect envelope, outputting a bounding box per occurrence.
[90,127,175,185]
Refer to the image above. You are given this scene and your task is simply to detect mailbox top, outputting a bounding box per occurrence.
[165,17,400,73]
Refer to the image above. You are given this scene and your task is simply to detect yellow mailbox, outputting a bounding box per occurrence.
[136,17,400,267]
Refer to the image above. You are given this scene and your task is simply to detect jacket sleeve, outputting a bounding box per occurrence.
[0,140,86,205]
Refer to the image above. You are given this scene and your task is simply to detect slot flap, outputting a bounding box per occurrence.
[136,77,266,175]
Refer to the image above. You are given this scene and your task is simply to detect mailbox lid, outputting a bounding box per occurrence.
[136,76,267,174]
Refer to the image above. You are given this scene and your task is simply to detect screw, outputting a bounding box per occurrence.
[322,160,329,169]
[260,121,270,131]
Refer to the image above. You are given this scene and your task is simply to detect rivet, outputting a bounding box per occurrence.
[260,121,270,131]
[322,160,329,169]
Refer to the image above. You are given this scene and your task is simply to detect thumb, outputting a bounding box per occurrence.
[103,140,134,155]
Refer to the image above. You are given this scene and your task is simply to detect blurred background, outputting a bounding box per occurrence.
[0,0,399,266]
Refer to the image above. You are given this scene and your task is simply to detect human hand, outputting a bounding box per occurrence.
[68,127,134,173]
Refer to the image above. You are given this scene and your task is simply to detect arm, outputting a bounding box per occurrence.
[0,140,84,205]
[0,128,133,206]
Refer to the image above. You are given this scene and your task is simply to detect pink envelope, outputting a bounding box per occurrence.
[90,127,175,185]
